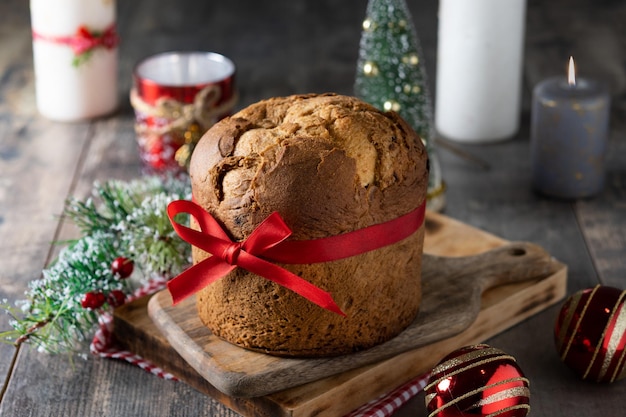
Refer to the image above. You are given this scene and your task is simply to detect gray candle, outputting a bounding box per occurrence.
[530,57,610,199]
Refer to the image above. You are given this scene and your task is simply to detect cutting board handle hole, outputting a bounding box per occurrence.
[508,247,527,257]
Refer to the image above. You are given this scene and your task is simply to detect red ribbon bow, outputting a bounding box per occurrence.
[167,200,346,316]
[167,199,426,316]
[32,24,120,56]
[70,25,120,55]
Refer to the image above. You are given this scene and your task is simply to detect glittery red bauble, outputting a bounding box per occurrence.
[425,344,530,417]
[136,128,184,173]
[554,285,626,383]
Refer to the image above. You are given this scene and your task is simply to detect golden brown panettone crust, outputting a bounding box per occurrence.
[190,93,429,357]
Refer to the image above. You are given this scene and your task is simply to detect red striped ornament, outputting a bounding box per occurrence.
[424,344,530,417]
[554,285,626,383]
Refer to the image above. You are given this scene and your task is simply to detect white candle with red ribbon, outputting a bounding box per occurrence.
[30,0,119,121]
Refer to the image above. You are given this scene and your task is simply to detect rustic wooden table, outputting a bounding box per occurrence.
[1,0,625,416]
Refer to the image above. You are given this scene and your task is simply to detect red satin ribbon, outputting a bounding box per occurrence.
[32,24,120,55]
[167,199,426,316]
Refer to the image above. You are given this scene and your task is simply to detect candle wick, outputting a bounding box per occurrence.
[568,56,576,86]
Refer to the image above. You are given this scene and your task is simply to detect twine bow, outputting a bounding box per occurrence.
[130,85,237,168]
[166,199,426,315]
[130,84,237,135]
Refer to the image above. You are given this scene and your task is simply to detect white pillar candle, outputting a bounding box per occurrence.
[435,0,527,143]
[30,0,118,121]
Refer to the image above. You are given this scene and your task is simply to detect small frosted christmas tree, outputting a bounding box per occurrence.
[355,0,445,211]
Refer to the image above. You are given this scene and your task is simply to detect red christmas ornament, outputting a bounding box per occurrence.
[107,290,126,308]
[111,257,134,279]
[81,291,106,310]
[554,285,626,383]
[136,128,183,173]
[425,344,530,417]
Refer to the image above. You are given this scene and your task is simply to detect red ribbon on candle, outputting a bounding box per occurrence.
[167,199,426,316]
[32,24,120,56]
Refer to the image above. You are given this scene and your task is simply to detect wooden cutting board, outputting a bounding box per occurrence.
[148,241,559,398]
[113,211,567,416]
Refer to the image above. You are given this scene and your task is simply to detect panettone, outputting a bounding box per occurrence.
[188,93,429,357]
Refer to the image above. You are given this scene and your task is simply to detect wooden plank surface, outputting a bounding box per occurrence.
[0,0,625,416]
[0,0,94,398]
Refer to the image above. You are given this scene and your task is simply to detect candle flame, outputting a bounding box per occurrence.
[568,56,576,86]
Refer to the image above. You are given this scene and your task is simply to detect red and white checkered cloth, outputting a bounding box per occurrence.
[90,277,430,416]
[90,276,178,380]
[345,372,430,417]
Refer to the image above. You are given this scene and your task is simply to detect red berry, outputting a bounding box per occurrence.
[107,290,126,308]
[111,257,134,279]
[81,291,106,310]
